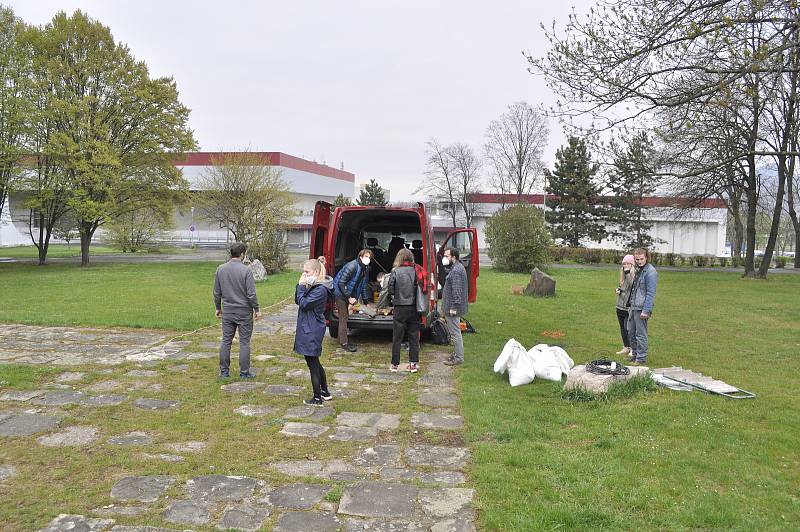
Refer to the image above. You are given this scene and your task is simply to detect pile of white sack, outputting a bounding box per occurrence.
[493,338,575,387]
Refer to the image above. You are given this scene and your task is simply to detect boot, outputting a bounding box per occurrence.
[616,346,631,356]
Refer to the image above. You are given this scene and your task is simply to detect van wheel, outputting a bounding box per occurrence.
[328,324,339,339]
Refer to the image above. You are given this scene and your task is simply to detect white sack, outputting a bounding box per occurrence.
[507,346,536,387]
[529,344,574,382]
[494,338,525,374]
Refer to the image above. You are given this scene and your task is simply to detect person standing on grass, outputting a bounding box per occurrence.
[388,248,426,373]
[614,254,636,357]
[294,257,334,406]
[332,249,372,352]
[626,248,658,364]
[214,242,261,379]
[442,247,468,366]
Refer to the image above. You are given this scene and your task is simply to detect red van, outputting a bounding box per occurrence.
[309,201,479,338]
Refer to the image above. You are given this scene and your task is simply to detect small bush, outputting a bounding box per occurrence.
[106,207,172,252]
[718,257,729,267]
[248,229,289,274]
[664,253,677,266]
[485,205,552,272]
[775,256,787,268]
[693,255,708,268]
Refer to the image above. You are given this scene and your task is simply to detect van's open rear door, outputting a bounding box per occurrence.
[310,201,332,264]
[438,228,479,302]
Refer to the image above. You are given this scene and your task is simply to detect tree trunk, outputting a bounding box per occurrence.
[758,158,786,278]
[79,221,96,267]
[742,160,758,278]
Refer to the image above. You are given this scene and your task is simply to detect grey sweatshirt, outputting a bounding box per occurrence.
[213,259,259,314]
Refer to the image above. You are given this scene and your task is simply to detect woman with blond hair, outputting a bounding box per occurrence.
[614,254,635,356]
[388,248,427,372]
[294,256,334,405]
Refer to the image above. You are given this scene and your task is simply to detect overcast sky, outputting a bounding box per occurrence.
[7,0,596,200]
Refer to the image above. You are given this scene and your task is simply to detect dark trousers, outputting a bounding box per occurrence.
[219,311,253,375]
[392,305,420,365]
[304,355,328,399]
[336,297,350,345]
[616,307,630,347]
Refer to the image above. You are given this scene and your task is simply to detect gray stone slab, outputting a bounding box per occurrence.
[221,381,267,393]
[110,526,187,532]
[30,390,86,406]
[336,412,400,431]
[418,391,458,408]
[411,413,464,430]
[164,441,206,453]
[378,468,466,485]
[281,422,330,438]
[83,394,128,406]
[285,369,307,378]
[328,426,379,441]
[41,514,115,532]
[125,370,160,378]
[141,453,185,462]
[0,464,17,481]
[269,460,362,482]
[352,445,402,468]
[133,398,179,410]
[343,517,426,532]
[234,405,278,417]
[162,500,210,525]
[111,476,176,502]
[405,446,471,470]
[217,504,271,531]
[267,483,331,509]
[334,372,367,382]
[274,511,341,532]
[0,389,45,401]
[325,386,359,398]
[185,474,262,501]
[418,375,455,387]
[431,518,477,532]
[55,371,86,383]
[37,425,100,447]
[107,431,153,446]
[0,413,61,436]
[372,373,407,384]
[338,481,418,518]
[167,364,189,372]
[265,384,304,396]
[419,488,475,518]
[85,380,123,392]
[283,405,335,421]
[564,364,649,394]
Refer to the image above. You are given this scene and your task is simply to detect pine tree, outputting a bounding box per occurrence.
[544,136,606,246]
[606,132,661,249]
[357,179,387,206]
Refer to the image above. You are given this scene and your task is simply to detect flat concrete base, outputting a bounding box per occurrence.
[564,364,649,394]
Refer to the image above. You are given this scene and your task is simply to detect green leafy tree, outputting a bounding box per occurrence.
[606,132,662,249]
[485,204,552,272]
[545,136,606,247]
[37,11,196,266]
[357,178,387,206]
[333,193,352,207]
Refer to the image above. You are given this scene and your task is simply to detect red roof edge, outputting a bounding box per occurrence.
[468,193,727,209]
[173,152,355,182]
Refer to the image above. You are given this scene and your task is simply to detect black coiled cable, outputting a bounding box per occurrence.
[586,358,631,376]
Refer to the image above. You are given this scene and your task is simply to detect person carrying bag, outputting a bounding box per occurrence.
[388,248,427,373]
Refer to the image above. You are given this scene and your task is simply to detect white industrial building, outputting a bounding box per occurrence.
[458,194,728,256]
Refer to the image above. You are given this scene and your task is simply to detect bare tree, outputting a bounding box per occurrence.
[448,143,483,227]
[484,102,549,199]
[195,151,296,245]
[418,139,459,227]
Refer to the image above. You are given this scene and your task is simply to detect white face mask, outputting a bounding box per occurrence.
[306,276,316,285]
[361,257,371,266]
[442,257,451,266]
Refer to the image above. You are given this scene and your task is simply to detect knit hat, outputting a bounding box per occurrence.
[622,254,635,265]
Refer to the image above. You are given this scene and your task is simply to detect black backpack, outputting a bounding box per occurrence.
[430,317,450,345]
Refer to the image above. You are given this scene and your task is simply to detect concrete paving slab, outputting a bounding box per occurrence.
[274,511,341,532]
[328,426,379,441]
[40,514,115,532]
[280,422,330,438]
[234,405,278,417]
[419,487,475,518]
[411,413,464,430]
[338,481,417,518]
[0,413,61,436]
[111,476,176,502]
[107,431,153,446]
[283,405,335,421]
[37,425,100,447]
[185,474,262,501]
[217,504,271,531]
[133,398,179,410]
[352,445,402,468]
[0,390,45,402]
[336,412,400,431]
[221,382,267,393]
[405,446,470,470]
[265,384,304,396]
[266,483,331,509]
[164,441,206,453]
[162,500,210,525]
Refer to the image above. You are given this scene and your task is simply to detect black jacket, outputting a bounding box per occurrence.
[388,265,417,306]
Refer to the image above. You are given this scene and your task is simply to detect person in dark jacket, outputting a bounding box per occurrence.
[442,247,468,366]
[295,257,334,405]
[214,242,261,378]
[388,248,427,372]
[332,249,372,352]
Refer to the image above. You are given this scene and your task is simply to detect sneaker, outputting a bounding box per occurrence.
[390,364,399,372]
[626,354,638,363]
[443,359,462,366]
[219,371,230,378]
[303,397,323,406]
[616,347,631,356]
[341,343,357,353]
[239,371,257,379]
[406,363,418,373]
[320,390,333,401]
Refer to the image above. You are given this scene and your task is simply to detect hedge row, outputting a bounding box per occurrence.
[548,246,793,268]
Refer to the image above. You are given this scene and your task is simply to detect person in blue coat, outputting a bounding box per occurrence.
[294,257,334,405]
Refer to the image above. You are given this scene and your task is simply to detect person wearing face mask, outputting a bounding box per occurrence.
[332,249,372,352]
[614,254,636,356]
[295,257,334,405]
[442,247,468,366]
[387,248,427,372]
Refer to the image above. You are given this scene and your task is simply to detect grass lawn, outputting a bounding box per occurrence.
[0,262,798,529]
[0,244,191,259]
[0,262,298,330]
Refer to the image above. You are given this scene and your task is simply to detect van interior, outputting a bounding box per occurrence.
[333,209,425,283]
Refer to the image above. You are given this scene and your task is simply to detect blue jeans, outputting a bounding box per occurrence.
[627,309,649,361]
